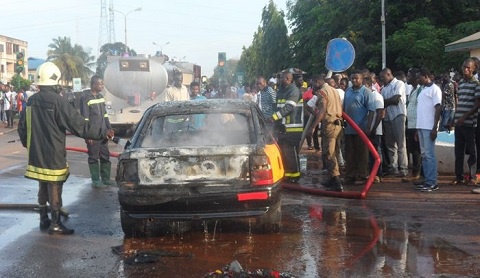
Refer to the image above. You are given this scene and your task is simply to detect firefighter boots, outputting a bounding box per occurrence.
[48,210,74,235]
[89,163,105,188]
[100,161,116,186]
[39,205,51,230]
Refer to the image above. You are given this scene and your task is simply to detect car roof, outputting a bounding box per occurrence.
[148,99,256,115]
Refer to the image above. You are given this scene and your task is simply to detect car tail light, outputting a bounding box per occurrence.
[250,155,274,186]
[117,159,139,186]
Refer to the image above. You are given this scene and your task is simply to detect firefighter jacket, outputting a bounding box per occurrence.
[272,83,303,136]
[79,90,112,131]
[18,86,108,182]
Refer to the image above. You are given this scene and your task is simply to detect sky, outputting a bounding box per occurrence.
[3,0,289,76]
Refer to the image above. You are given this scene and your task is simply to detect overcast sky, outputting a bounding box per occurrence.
[3,0,289,76]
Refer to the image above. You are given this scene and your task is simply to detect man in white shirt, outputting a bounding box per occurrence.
[380,68,408,177]
[416,68,442,192]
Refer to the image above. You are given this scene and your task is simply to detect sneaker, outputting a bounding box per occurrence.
[472,188,480,194]
[466,179,477,186]
[450,179,465,186]
[373,176,381,183]
[415,184,425,190]
[420,184,439,192]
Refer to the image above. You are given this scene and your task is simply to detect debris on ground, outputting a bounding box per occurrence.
[111,245,194,265]
[205,260,296,278]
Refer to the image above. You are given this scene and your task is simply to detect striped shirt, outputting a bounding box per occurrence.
[258,86,276,119]
[381,78,407,121]
[406,85,421,129]
[454,77,480,127]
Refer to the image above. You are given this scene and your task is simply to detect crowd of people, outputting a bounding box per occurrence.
[4,57,480,236]
[191,58,480,194]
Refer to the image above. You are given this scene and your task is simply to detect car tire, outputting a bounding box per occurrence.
[120,209,147,237]
[254,202,282,233]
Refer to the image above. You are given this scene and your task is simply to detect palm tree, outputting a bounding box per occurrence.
[47,36,95,86]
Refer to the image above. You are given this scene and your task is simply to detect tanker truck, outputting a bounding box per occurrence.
[102,56,200,135]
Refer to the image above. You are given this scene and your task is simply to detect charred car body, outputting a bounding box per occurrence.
[116,99,284,237]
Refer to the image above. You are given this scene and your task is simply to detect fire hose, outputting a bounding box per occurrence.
[283,112,381,199]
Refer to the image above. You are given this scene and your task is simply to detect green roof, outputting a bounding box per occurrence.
[445,31,480,52]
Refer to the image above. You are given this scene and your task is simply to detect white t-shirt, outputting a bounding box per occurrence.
[371,91,384,135]
[416,83,442,130]
[336,88,345,104]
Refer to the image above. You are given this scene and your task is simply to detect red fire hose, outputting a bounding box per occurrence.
[282,112,381,199]
[65,146,120,158]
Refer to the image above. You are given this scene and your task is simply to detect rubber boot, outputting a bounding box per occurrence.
[48,210,74,235]
[89,163,105,188]
[100,161,116,186]
[47,182,74,235]
[39,205,51,230]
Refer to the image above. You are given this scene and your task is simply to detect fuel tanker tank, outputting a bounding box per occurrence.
[102,56,201,135]
[102,56,169,134]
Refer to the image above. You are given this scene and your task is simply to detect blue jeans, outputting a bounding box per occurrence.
[439,109,454,132]
[418,129,437,185]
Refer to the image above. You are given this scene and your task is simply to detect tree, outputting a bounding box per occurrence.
[238,1,289,85]
[260,1,290,76]
[10,74,31,92]
[47,36,95,86]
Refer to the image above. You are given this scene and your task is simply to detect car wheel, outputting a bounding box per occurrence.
[120,209,147,237]
[254,202,282,233]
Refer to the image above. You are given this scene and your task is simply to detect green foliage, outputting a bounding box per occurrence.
[239,0,479,78]
[238,1,290,85]
[10,74,31,92]
[47,36,95,86]
[210,59,239,87]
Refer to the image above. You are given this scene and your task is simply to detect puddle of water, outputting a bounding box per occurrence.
[115,204,480,277]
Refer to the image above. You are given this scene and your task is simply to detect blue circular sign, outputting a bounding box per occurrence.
[325,38,355,72]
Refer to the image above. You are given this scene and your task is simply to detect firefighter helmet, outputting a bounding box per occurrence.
[35,62,61,86]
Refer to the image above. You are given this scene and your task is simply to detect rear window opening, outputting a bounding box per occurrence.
[140,112,251,147]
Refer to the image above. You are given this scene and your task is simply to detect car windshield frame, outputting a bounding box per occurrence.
[138,111,254,148]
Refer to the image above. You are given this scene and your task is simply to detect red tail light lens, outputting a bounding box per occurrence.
[251,155,274,186]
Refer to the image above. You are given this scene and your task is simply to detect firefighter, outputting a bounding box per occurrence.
[270,71,304,183]
[80,75,116,188]
[18,62,114,235]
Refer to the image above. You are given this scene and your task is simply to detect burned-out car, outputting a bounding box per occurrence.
[116,99,284,237]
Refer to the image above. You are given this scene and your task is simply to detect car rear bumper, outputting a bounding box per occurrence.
[119,184,281,220]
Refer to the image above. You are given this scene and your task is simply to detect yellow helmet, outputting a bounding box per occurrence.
[35,62,61,86]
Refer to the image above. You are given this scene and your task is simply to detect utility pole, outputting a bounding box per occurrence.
[381,0,386,69]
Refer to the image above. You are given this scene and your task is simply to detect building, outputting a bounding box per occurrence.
[0,35,28,84]
[445,31,480,58]
[27,57,46,82]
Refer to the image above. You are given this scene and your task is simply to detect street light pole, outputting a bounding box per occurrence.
[153,41,170,55]
[110,7,141,51]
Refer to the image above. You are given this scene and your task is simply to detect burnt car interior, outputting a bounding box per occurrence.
[139,112,253,148]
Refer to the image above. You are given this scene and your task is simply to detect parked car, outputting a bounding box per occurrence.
[116,99,284,237]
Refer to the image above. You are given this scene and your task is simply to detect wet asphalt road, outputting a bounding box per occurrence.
[1,126,480,277]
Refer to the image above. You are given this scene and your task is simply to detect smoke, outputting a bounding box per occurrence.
[141,112,251,147]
